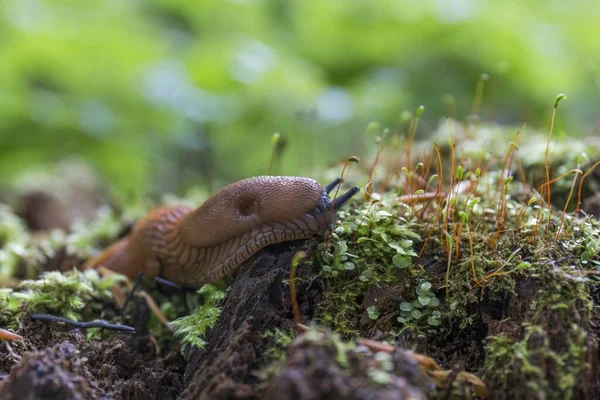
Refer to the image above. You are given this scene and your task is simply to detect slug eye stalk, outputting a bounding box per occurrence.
[324,177,342,194]
[333,186,360,210]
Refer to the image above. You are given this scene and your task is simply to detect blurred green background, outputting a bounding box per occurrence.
[0,0,599,201]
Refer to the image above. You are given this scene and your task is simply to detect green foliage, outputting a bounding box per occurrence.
[262,329,295,362]
[314,119,600,364]
[316,195,422,335]
[397,281,442,334]
[366,351,395,386]
[485,324,588,398]
[301,326,353,369]
[0,205,27,244]
[254,328,297,381]
[0,204,29,277]
[0,228,66,279]
[0,269,122,327]
[170,284,226,349]
[325,205,420,282]
[0,205,125,280]
[66,206,122,259]
[0,288,20,326]
[366,306,379,321]
[578,220,600,267]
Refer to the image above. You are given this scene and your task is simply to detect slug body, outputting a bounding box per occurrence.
[86,176,358,288]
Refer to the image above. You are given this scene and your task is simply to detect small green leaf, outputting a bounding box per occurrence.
[367,306,379,320]
[400,239,413,248]
[418,296,431,306]
[467,197,481,209]
[389,242,407,254]
[374,210,393,219]
[428,297,440,307]
[392,254,411,268]
[400,302,413,312]
[419,281,432,293]
[581,251,590,262]
[515,262,531,270]
[359,270,374,281]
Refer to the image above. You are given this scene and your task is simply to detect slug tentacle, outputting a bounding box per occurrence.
[85,175,359,288]
[333,187,361,211]
[324,177,342,194]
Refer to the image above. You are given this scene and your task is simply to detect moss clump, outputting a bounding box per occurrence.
[262,329,296,362]
[170,284,226,349]
[483,227,597,398]
[65,206,122,259]
[0,205,125,281]
[485,323,589,399]
[315,194,423,336]
[304,119,600,398]
[254,328,297,380]
[0,204,64,279]
[0,269,125,329]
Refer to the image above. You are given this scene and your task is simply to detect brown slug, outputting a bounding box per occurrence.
[85,176,359,288]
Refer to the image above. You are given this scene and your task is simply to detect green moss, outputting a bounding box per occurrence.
[366,351,395,386]
[485,323,589,398]
[0,205,126,280]
[480,213,597,397]
[65,206,122,259]
[0,269,124,329]
[0,204,61,278]
[170,284,226,349]
[397,281,442,335]
[315,194,423,335]
[254,328,297,380]
[262,328,296,362]
[305,124,600,399]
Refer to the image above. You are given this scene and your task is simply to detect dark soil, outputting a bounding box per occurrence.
[0,317,184,399]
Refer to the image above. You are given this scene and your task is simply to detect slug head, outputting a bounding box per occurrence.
[180,176,324,248]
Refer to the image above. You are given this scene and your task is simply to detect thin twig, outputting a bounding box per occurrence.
[0,328,22,340]
[31,314,135,332]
